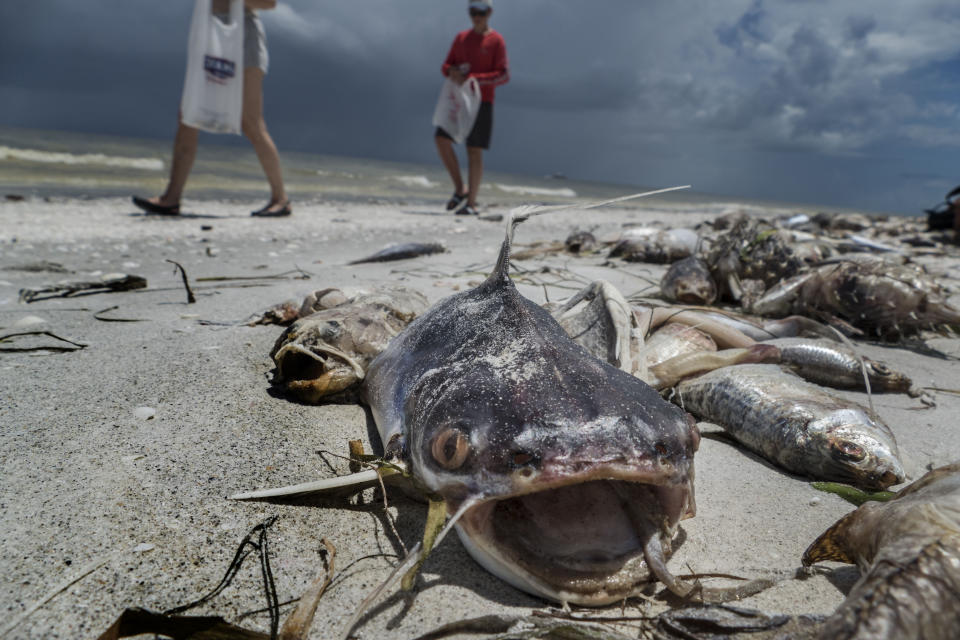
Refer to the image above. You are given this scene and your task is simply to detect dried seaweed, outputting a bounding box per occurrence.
[93,306,147,323]
[0,330,87,352]
[19,274,147,303]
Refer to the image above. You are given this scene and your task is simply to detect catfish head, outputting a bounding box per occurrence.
[370,274,700,605]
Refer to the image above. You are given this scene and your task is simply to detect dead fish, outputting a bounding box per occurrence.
[608,228,699,263]
[248,288,358,327]
[564,230,597,253]
[551,280,638,376]
[675,364,904,490]
[348,242,446,265]
[270,286,429,402]
[703,217,805,302]
[639,323,716,388]
[803,462,960,639]
[649,344,781,391]
[748,259,960,338]
[660,257,717,305]
[363,205,703,606]
[761,337,913,393]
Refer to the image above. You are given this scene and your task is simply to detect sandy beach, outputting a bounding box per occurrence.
[2,194,960,639]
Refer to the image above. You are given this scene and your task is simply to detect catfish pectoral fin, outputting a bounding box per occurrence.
[229,467,405,501]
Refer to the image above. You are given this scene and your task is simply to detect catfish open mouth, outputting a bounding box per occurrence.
[456,478,693,605]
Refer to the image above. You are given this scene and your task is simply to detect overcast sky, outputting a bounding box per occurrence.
[1,1,958,213]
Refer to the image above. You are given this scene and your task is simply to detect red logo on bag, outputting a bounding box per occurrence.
[204,55,236,83]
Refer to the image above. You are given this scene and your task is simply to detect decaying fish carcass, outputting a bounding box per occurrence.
[675,364,904,490]
[608,227,699,263]
[702,217,805,303]
[660,256,717,305]
[748,259,960,338]
[270,286,429,402]
[803,462,960,640]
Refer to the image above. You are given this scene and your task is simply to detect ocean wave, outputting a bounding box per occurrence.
[494,184,577,198]
[0,146,164,171]
[391,175,438,188]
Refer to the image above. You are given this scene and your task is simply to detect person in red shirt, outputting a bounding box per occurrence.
[435,0,509,216]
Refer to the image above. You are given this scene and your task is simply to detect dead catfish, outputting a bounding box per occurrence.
[271,286,429,402]
[675,364,904,490]
[363,201,706,606]
[803,462,960,639]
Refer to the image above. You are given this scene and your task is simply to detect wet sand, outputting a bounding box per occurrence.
[1,195,959,639]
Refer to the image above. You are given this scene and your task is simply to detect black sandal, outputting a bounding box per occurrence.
[132,195,180,215]
[446,192,468,211]
[251,201,292,217]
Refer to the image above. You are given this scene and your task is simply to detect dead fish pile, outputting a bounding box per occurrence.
[270,285,428,402]
[803,462,960,639]
[675,364,904,490]
[348,241,446,265]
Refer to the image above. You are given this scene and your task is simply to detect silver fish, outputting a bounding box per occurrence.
[762,337,913,393]
[675,364,904,490]
[348,242,446,264]
[363,194,706,606]
[803,462,960,639]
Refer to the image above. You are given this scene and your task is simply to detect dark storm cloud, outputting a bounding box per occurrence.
[1,0,959,213]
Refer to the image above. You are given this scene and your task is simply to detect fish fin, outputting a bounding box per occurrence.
[228,466,406,501]
[802,512,858,566]
[487,186,690,284]
[401,495,447,590]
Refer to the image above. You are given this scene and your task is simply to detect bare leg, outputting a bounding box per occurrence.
[466,146,484,207]
[145,119,198,208]
[242,67,288,211]
[435,135,465,196]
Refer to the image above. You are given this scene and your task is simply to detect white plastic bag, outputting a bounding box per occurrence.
[180,0,244,134]
[431,77,481,144]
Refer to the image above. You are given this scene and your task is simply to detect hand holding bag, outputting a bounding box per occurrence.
[180,0,244,134]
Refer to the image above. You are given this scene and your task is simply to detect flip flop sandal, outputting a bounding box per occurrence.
[456,204,479,216]
[251,201,292,217]
[446,192,468,211]
[132,195,180,215]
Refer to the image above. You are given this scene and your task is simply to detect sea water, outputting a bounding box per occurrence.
[0,125,873,219]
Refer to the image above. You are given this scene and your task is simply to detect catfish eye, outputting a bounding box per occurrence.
[871,363,891,375]
[833,440,866,462]
[431,428,470,470]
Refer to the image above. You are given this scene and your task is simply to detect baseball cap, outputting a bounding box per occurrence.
[469,0,492,11]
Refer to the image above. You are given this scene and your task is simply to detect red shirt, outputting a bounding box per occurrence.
[441,29,509,103]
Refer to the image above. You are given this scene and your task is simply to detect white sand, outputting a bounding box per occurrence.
[1,196,958,639]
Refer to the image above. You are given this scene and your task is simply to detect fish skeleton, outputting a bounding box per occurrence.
[803,462,960,639]
[675,364,904,490]
[363,195,702,606]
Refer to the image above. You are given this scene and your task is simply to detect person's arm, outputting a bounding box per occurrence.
[471,36,509,87]
[441,36,461,79]
[245,0,277,10]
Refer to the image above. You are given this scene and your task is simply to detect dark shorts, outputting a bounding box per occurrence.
[435,101,493,149]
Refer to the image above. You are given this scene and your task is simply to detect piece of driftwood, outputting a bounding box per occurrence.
[166,260,196,304]
[19,274,146,303]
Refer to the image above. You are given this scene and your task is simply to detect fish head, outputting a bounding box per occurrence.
[863,358,912,392]
[403,343,699,605]
[661,257,717,305]
[808,409,904,490]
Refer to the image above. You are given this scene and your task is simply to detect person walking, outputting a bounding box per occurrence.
[133,0,291,217]
[435,0,509,216]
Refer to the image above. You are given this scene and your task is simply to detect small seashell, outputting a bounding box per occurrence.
[808,497,821,506]
[133,406,156,420]
[133,543,155,553]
